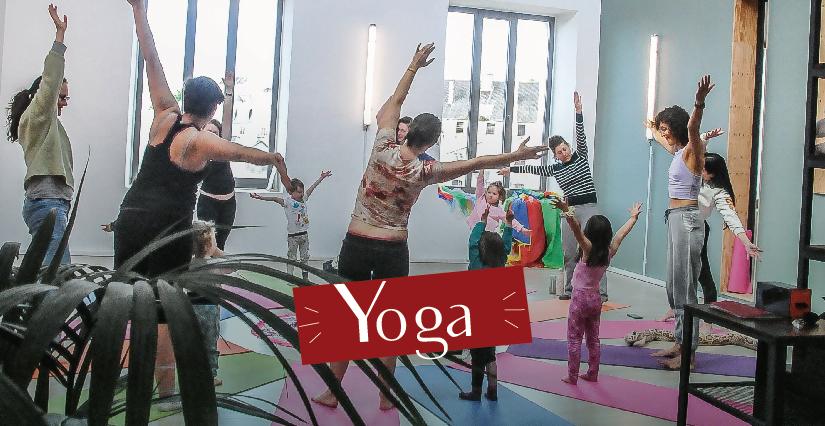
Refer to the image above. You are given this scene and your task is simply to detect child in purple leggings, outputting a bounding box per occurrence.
[553,198,641,384]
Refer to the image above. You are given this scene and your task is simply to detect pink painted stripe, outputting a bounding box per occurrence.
[452,353,747,426]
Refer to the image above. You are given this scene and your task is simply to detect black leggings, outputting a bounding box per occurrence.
[196,195,236,250]
[337,233,409,281]
[698,221,717,303]
[469,347,496,388]
[113,209,193,277]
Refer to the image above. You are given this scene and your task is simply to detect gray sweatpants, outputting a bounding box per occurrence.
[665,206,704,351]
[193,304,220,377]
[562,203,608,298]
[287,233,310,279]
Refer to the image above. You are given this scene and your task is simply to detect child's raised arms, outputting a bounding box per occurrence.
[250,192,285,206]
[552,197,591,256]
[610,202,642,256]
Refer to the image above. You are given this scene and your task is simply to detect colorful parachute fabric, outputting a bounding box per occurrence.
[437,184,476,218]
[504,190,563,269]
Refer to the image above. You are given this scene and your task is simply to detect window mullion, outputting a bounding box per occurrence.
[502,18,518,189]
[222,0,240,142]
[466,12,483,191]
[540,18,556,192]
[182,0,198,81]
[267,0,286,191]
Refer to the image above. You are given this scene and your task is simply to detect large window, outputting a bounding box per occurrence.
[441,7,554,191]
[129,0,284,189]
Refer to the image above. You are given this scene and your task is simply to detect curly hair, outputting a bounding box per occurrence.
[486,181,506,204]
[654,105,689,146]
[192,220,216,258]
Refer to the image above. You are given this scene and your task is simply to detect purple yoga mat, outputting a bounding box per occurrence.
[508,337,755,377]
[452,353,747,425]
[531,320,724,340]
[276,363,399,426]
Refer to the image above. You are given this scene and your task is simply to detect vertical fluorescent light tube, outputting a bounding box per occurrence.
[363,24,377,128]
[642,34,659,276]
[645,35,659,139]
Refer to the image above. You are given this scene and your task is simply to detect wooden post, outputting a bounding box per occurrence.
[721,0,759,296]
[815,0,825,194]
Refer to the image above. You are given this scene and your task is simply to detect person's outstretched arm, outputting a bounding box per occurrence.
[439,137,548,184]
[250,193,285,206]
[686,75,714,172]
[305,170,332,200]
[610,202,642,256]
[552,198,591,254]
[574,91,588,159]
[712,189,761,259]
[127,0,180,117]
[29,5,68,121]
[375,43,435,131]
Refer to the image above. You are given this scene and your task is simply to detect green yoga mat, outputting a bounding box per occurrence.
[48,351,286,424]
[235,270,295,296]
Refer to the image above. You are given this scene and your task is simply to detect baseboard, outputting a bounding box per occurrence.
[607,266,665,288]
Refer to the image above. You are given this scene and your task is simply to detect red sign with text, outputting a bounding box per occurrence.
[293,267,532,364]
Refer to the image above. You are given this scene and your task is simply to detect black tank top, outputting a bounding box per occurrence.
[121,115,206,216]
[200,161,235,195]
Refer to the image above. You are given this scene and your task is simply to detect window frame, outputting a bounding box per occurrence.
[128,0,286,190]
[445,6,556,192]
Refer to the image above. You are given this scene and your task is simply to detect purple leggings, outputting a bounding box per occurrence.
[567,289,602,380]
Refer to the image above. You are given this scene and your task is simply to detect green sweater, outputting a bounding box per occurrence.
[468,221,513,270]
[19,42,74,190]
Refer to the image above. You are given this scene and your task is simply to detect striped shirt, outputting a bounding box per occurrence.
[510,113,597,206]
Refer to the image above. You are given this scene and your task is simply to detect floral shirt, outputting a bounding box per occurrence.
[351,128,441,230]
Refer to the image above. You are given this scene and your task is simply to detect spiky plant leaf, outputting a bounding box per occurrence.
[0,370,47,426]
[0,242,20,291]
[124,281,157,426]
[16,209,56,284]
[157,280,217,425]
[44,154,89,283]
[4,280,97,389]
[88,283,133,425]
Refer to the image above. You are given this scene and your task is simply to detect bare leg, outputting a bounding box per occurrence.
[156,325,176,397]
[312,360,349,408]
[659,353,696,370]
[651,343,682,358]
[485,361,498,401]
[378,356,397,410]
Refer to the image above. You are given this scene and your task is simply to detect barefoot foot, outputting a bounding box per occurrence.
[651,344,681,358]
[579,372,598,382]
[561,376,578,385]
[312,391,339,408]
[379,394,395,410]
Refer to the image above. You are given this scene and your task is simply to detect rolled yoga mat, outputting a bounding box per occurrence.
[395,365,572,425]
[451,353,747,425]
[507,337,756,377]
[530,320,724,340]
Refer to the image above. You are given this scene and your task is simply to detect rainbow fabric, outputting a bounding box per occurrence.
[437,185,477,218]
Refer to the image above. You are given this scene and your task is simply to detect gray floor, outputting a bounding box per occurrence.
[62,257,754,425]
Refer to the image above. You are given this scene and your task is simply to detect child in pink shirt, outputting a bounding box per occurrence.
[466,171,507,232]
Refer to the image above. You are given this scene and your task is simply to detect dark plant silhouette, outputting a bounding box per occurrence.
[0,160,473,425]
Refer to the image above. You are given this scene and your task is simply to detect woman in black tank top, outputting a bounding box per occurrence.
[117,1,291,277]
[196,119,236,250]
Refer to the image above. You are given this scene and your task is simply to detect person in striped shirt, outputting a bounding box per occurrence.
[498,92,605,301]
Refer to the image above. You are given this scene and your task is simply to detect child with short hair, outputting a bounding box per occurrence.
[191,220,224,387]
[467,170,508,232]
[251,170,332,280]
[552,199,641,384]
[459,206,519,402]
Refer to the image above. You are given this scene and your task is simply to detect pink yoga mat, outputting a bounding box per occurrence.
[529,299,629,322]
[530,320,725,340]
[276,363,399,426]
[453,353,746,425]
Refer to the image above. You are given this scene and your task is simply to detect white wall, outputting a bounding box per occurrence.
[0,0,6,83]
[0,0,601,264]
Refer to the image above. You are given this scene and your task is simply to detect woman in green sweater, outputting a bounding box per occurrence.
[6,4,73,266]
